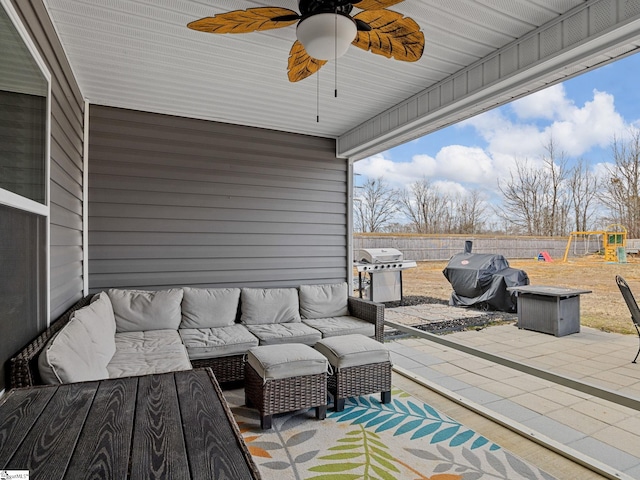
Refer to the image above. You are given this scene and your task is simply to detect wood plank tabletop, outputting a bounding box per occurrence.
[0,368,261,480]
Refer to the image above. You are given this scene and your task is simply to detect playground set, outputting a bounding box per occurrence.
[562,224,628,262]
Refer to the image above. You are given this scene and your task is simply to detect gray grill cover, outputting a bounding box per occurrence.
[442,253,529,312]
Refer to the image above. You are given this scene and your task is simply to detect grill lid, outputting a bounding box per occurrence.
[358,248,403,264]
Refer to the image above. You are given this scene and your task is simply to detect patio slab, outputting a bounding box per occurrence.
[385,302,640,479]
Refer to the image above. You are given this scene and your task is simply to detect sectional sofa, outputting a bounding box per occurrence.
[9,283,384,389]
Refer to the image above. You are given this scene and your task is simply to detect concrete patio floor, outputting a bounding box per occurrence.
[385,304,640,479]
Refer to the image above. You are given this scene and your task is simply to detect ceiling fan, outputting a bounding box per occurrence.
[188,0,425,82]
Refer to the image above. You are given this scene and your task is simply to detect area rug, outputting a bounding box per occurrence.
[224,387,556,480]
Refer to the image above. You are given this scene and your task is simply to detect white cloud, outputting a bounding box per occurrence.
[463,87,625,160]
[510,84,572,120]
[355,147,500,193]
[355,81,633,203]
[433,146,495,184]
[431,179,468,196]
[354,152,436,186]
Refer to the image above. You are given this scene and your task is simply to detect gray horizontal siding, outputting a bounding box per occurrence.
[88,105,346,291]
[11,1,85,318]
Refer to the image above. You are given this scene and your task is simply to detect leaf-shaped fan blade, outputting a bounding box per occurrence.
[188,8,299,34]
[288,41,327,82]
[352,10,424,62]
[356,0,405,10]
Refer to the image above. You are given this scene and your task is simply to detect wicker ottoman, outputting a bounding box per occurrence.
[245,344,328,429]
[315,334,392,412]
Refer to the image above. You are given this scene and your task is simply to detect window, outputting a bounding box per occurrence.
[0,0,50,392]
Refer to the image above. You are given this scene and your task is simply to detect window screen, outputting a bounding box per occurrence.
[0,204,46,390]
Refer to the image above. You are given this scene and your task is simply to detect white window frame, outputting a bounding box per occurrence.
[0,0,52,324]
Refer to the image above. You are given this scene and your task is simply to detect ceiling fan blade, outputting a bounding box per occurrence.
[188,8,299,34]
[355,18,372,31]
[352,10,424,62]
[288,41,327,82]
[355,0,405,10]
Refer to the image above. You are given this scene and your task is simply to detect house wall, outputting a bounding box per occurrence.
[11,0,85,318]
[88,105,347,291]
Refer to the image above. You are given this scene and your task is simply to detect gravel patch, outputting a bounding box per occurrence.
[382,295,517,338]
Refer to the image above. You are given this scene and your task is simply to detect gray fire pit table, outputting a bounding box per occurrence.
[507,285,592,337]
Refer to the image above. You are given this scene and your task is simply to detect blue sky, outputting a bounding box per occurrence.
[354,52,640,204]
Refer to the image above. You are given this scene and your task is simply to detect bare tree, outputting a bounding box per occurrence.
[498,139,571,236]
[353,177,398,232]
[568,158,600,232]
[542,140,570,236]
[397,179,487,234]
[398,178,451,233]
[498,159,547,235]
[600,129,640,237]
[453,190,488,234]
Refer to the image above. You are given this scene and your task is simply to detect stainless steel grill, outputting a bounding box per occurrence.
[355,248,417,302]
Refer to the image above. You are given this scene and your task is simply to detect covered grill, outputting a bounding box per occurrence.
[355,248,417,302]
[442,252,529,312]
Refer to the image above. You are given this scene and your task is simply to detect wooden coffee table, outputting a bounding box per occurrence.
[0,368,261,479]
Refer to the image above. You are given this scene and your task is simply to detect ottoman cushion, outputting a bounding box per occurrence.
[247,344,328,381]
[315,334,391,370]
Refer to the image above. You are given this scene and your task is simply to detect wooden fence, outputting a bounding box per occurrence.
[353,234,610,261]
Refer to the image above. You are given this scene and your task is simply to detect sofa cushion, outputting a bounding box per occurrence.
[106,345,192,378]
[113,330,184,352]
[245,322,322,346]
[302,315,375,338]
[82,292,117,364]
[107,330,191,377]
[247,344,328,381]
[108,288,183,332]
[299,283,349,319]
[180,287,241,329]
[240,288,301,325]
[38,293,117,384]
[179,325,259,359]
[38,315,110,384]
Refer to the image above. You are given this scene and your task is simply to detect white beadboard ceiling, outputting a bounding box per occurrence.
[43,0,640,159]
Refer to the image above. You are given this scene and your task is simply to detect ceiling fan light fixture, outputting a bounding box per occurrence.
[296,13,357,61]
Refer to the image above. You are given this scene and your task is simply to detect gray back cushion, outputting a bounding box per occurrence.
[108,288,184,332]
[241,288,301,325]
[299,282,349,319]
[180,287,241,328]
[38,292,116,384]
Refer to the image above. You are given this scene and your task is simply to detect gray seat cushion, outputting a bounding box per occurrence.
[180,287,241,328]
[106,346,192,378]
[179,325,259,359]
[113,330,184,352]
[302,315,375,338]
[241,287,301,325]
[247,344,328,380]
[299,282,350,319]
[315,334,391,369]
[245,322,322,346]
[107,330,191,377]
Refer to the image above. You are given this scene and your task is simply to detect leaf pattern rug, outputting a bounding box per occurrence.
[224,387,556,480]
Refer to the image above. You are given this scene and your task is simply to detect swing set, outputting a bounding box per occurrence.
[562,224,627,262]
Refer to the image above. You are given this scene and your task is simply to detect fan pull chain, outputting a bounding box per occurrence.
[335,11,338,98]
[316,69,320,123]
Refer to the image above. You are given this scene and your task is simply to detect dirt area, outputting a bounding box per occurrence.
[393,254,640,335]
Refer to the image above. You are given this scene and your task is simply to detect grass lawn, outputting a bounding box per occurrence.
[398,254,640,335]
